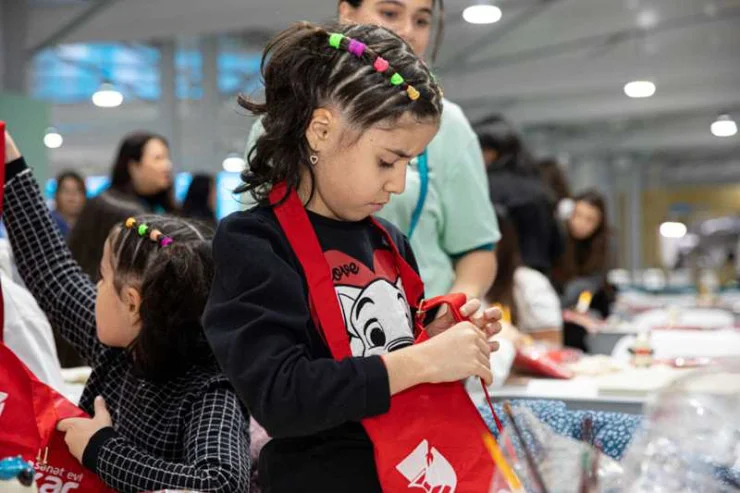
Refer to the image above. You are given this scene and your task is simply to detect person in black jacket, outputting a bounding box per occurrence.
[203,22,502,493]
[479,131,564,276]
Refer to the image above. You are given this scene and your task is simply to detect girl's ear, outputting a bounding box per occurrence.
[122,285,143,327]
[305,107,337,153]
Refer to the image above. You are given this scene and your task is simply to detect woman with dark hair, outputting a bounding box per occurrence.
[552,190,613,349]
[182,173,217,226]
[51,170,87,238]
[69,132,175,281]
[245,0,500,303]
[487,207,562,345]
[480,130,563,275]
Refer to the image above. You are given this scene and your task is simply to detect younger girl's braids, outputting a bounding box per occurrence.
[124,217,173,248]
[326,31,437,102]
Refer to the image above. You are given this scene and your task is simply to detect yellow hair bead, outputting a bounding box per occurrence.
[407,86,420,101]
[125,218,137,229]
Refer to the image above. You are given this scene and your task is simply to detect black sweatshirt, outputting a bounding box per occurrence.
[203,206,420,490]
[3,158,250,493]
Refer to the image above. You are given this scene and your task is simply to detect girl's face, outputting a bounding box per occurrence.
[95,239,142,348]
[568,200,602,240]
[339,0,434,58]
[304,109,438,222]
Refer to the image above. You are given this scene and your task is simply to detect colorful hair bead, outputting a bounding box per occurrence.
[390,73,404,86]
[407,86,420,101]
[328,33,344,49]
[149,230,163,243]
[125,217,137,229]
[137,224,149,236]
[160,237,173,248]
[373,57,389,73]
[348,39,366,57]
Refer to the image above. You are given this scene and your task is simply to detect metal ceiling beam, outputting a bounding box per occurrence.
[438,6,740,76]
[27,0,122,55]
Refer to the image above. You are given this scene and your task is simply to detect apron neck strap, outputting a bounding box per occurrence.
[269,182,424,357]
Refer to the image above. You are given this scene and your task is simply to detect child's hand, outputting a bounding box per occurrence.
[4,130,21,164]
[425,298,502,343]
[56,396,113,462]
[419,321,498,386]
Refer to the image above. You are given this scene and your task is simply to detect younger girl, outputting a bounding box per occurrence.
[205,22,501,492]
[3,131,250,493]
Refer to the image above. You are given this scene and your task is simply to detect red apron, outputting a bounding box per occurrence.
[270,183,498,492]
[0,122,114,492]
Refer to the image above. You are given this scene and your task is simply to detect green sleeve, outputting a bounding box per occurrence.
[241,118,266,210]
[434,105,500,256]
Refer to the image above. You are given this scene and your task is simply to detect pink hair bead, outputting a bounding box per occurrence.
[160,237,174,248]
[373,57,390,73]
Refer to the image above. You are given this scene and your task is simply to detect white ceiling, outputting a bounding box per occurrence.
[24,0,740,175]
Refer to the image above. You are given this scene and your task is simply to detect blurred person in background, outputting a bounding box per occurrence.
[245,0,501,302]
[182,173,217,227]
[552,190,614,349]
[480,130,563,276]
[486,207,563,345]
[50,170,87,238]
[539,157,574,221]
[69,131,175,281]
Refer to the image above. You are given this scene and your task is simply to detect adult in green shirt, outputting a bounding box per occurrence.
[245,0,500,300]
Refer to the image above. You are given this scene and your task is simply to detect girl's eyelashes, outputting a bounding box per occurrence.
[379,159,394,169]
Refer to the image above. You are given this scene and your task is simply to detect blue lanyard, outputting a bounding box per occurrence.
[407,150,428,239]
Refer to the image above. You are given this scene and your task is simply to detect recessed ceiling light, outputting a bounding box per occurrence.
[43,127,63,149]
[463,4,502,24]
[660,221,687,239]
[222,153,246,172]
[92,82,123,108]
[711,114,737,137]
[624,80,656,98]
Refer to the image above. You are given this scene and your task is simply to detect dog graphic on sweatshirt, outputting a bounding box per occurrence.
[337,277,414,357]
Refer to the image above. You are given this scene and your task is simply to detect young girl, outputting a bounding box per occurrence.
[246,0,500,302]
[2,131,250,492]
[553,190,613,349]
[204,22,501,492]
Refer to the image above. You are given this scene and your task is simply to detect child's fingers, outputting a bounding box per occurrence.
[459,299,481,318]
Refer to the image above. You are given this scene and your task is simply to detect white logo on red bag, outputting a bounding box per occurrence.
[396,440,458,493]
[0,391,7,417]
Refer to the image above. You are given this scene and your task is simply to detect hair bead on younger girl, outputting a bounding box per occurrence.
[124,217,174,248]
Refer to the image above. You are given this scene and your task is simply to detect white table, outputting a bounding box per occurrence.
[468,365,698,415]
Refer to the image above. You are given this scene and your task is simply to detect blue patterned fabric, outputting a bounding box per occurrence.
[479,400,641,460]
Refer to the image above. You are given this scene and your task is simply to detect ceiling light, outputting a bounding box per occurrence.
[222,153,246,173]
[624,80,656,98]
[43,127,63,149]
[710,114,737,138]
[660,221,687,239]
[463,4,502,24]
[92,82,123,108]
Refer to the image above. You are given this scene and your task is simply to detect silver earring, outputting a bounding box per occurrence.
[310,154,319,165]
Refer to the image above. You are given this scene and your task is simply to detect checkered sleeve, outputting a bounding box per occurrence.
[93,383,251,493]
[3,161,104,364]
